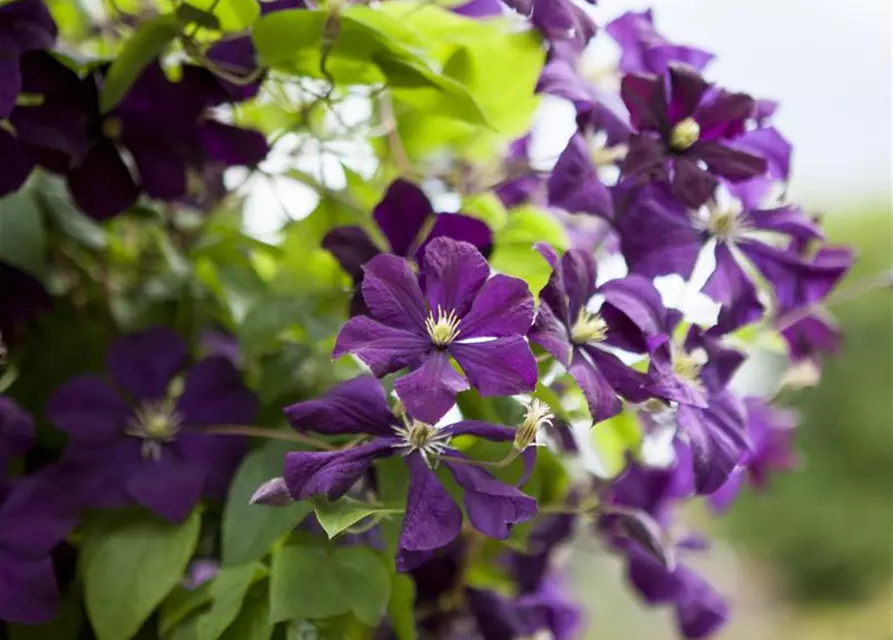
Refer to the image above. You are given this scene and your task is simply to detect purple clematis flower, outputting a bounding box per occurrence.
[646,320,752,494]
[46,327,257,522]
[0,466,79,624]
[494,135,546,209]
[323,179,492,317]
[547,132,615,220]
[273,375,538,571]
[607,10,714,76]
[620,63,768,208]
[0,395,34,467]
[333,237,537,424]
[0,0,57,120]
[1,52,89,197]
[529,244,664,423]
[503,0,597,54]
[600,448,729,640]
[709,397,797,511]
[63,61,268,220]
[617,184,853,334]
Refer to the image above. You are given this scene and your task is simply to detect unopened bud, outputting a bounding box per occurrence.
[514,399,554,451]
[250,477,295,507]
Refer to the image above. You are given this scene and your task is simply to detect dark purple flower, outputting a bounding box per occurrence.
[1,52,89,197]
[503,0,597,54]
[607,10,714,76]
[617,184,853,334]
[64,62,268,220]
[277,375,537,571]
[0,261,51,350]
[512,573,583,640]
[46,327,257,522]
[323,179,492,316]
[529,244,664,423]
[333,237,537,424]
[646,323,752,494]
[452,0,502,17]
[601,451,728,639]
[620,63,768,207]
[0,466,79,624]
[547,132,614,219]
[0,395,34,465]
[780,311,843,364]
[709,397,797,511]
[494,135,545,208]
[0,0,57,119]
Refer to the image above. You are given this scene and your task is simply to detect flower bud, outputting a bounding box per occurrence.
[250,477,295,507]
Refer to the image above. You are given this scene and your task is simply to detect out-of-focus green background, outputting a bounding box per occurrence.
[566,207,893,639]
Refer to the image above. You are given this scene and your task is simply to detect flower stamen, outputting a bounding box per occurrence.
[425,306,461,348]
[669,117,701,151]
[514,398,555,451]
[392,420,453,468]
[125,399,183,461]
[570,308,608,345]
[672,346,708,394]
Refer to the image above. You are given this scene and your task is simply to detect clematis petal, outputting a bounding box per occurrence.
[622,133,668,178]
[176,356,258,428]
[175,432,247,501]
[0,57,21,120]
[197,121,269,166]
[283,439,397,501]
[667,63,710,124]
[560,249,598,321]
[671,155,717,208]
[107,327,188,402]
[373,179,432,257]
[548,133,614,219]
[529,300,572,366]
[694,91,754,141]
[446,459,537,539]
[416,212,493,265]
[396,453,463,572]
[45,376,131,444]
[284,375,396,437]
[127,452,206,523]
[568,349,622,423]
[625,545,681,604]
[322,226,381,281]
[422,237,490,318]
[674,566,729,639]
[0,552,58,624]
[702,243,764,334]
[127,136,187,201]
[0,396,34,461]
[67,140,140,220]
[621,73,668,132]
[361,253,428,332]
[459,274,535,339]
[333,315,432,377]
[0,128,35,197]
[745,205,823,241]
[693,141,767,182]
[395,351,469,424]
[600,275,668,352]
[451,337,537,398]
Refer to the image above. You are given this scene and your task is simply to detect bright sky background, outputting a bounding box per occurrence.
[590,0,892,211]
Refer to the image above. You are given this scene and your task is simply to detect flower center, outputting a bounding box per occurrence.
[706,208,745,243]
[514,399,555,451]
[125,400,183,461]
[392,419,452,468]
[669,117,700,151]
[570,308,608,345]
[425,306,461,348]
[102,116,123,140]
[672,347,707,393]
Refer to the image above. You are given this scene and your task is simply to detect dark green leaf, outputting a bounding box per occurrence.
[0,187,46,278]
[175,3,221,30]
[82,509,201,640]
[313,497,402,539]
[387,574,417,640]
[238,296,307,355]
[36,175,107,249]
[219,584,272,640]
[270,544,391,625]
[197,564,267,640]
[100,15,181,113]
[221,441,312,567]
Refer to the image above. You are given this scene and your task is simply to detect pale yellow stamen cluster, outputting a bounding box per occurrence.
[514,399,555,451]
[570,308,608,345]
[706,208,749,244]
[125,399,183,461]
[672,347,708,394]
[392,419,452,468]
[669,117,701,151]
[425,306,461,347]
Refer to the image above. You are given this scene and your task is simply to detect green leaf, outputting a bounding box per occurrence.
[461,192,508,231]
[83,509,201,640]
[36,174,107,249]
[387,574,417,640]
[238,296,306,355]
[159,581,214,637]
[191,0,259,31]
[219,585,272,640]
[197,564,267,640]
[270,544,391,625]
[100,15,181,113]
[313,497,402,539]
[590,408,643,478]
[0,187,46,278]
[175,3,221,30]
[222,441,313,567]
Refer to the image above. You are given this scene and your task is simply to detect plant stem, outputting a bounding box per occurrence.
[201,425,337,451]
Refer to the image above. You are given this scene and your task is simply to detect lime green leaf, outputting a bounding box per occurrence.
[387,574,417,640]
[83,510,201,640]
[0,187,46,278]
[238,296,306,355]
[197,564,267,640]
[461,192,508,231]
[489,207,569,298]
[313,497,402,539]
[591,409,643,478]
[191,0,259,31]
[100,15,181,113]
[270,544,391,625]
[222,441,313,567]
[174,3,221,30]
[219,586,272,640]
[159,581,214,637]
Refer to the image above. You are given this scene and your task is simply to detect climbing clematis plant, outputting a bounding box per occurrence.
[0,0,882,639]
